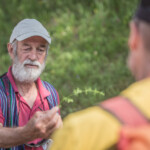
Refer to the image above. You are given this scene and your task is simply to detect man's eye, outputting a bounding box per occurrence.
[37,49,45,53]
[23,48,31,51]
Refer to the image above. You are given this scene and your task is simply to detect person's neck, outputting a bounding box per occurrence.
[14,79,38,108]
[135,57,150,81]
[15,80,37,97]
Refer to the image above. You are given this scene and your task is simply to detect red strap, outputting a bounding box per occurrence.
[100,96,148,126]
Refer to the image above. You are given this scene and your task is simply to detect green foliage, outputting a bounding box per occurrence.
[61,87,104,105]
[0,0,138,117]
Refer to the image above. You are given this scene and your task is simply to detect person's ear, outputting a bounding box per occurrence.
[7,43,15,60]
[128,22,140,51]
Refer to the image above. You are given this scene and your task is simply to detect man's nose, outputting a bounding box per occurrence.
[28,49,38,61]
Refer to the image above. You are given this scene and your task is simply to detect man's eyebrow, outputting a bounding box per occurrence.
[39,44,47,48]
[22,43,30,47]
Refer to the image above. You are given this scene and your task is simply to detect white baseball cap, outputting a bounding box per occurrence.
[9,19,51,44]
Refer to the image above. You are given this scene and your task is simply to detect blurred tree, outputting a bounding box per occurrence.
[0,0,138,117]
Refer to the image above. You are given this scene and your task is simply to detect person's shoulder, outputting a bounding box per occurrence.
[0,75,8,102]
[0,73,8,93]
[65,106,102,120]
[41,80,57,90]
[121,77,150,96]
[121,78,150,119]
[63,106,121,128]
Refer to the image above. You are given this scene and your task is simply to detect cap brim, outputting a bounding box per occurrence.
[16,32,51,44]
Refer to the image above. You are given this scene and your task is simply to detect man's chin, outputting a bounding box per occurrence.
[21,78,38,83]
[13,69,41,83]
[15,75,39,83]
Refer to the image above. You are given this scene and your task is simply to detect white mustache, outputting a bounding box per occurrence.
[23,59,41,68]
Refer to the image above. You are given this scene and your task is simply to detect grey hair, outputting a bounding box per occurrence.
[45,44,49,60]
[11,40,18,56]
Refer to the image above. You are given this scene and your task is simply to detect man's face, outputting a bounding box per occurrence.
[16,36,47,65]
[127,50,138,79]
[11,36,48,83]
[127,22,147,80]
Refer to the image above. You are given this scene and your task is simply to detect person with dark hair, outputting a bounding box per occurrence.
[0,19,62,150]
[49,0,150,149]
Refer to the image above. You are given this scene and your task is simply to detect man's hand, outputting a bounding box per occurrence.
[0,106,62,148]
[120,126,150,150]
[24,106,63,140]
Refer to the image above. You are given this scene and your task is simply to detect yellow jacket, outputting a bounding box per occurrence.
[51,78,150,150]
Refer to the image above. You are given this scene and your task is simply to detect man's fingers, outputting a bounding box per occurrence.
[55,115,63,129]
[122,126,149,139]
[48,106,59,116]
[120,126,150,150]
[0,123,3,128]
[47,113,60,130]
[45,114,63,138]
[42,106,59,121]
[125,141,148,150]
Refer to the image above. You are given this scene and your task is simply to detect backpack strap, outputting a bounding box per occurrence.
[100,96,149,150]
[100,96,149,126]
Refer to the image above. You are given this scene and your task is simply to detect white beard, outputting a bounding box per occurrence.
[12,57,45,83]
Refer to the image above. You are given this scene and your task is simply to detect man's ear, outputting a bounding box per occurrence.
[128,22,140,51]
[7,43,14,60]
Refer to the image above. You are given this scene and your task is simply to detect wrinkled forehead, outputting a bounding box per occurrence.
[20,36,48,44]
[17,36,48,47]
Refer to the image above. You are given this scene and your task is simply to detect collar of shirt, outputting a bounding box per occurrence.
[6,66,51,100]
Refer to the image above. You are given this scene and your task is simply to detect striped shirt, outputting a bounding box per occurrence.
[0,67,60,150]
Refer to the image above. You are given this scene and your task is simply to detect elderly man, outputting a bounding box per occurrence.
[0,19,62,150]
[50,0,150,149]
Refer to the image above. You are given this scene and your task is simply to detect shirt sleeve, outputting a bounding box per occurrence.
[51,106,122,150]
